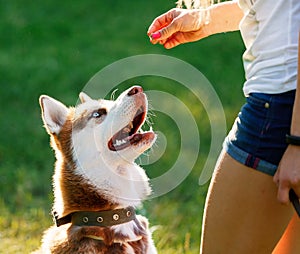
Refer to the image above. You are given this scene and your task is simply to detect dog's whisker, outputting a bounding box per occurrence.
[110,88,119,100]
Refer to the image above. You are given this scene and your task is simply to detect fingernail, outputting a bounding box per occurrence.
[151,32,161,40]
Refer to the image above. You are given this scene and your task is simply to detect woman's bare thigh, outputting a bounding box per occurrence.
[200,151,295,254]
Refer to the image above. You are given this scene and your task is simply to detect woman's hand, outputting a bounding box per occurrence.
[147,2,243,49]
[147,8,211,49]
[274,145,300,205]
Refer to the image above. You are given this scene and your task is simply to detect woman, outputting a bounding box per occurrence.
[148,0,300,253]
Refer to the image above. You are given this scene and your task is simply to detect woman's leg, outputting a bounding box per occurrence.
[200,150,295,254]
[272,213,300,254]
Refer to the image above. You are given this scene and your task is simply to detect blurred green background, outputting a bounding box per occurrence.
[0,1,245,253]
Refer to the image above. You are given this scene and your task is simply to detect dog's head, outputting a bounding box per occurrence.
[73,86,156,166]
[40,86,156,211]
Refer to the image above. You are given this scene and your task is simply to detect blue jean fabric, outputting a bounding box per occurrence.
[224,90,295,176]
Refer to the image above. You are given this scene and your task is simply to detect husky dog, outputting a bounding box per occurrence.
[35,86,157,253]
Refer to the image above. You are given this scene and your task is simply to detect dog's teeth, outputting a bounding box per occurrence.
[129,122,133,129]
[149,126,153,132]
[115,139,127,146]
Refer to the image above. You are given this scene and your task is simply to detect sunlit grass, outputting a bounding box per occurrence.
[0,204,51,253]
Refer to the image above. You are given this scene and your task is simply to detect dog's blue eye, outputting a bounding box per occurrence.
[92,108,107,118]
[92,112,100,118]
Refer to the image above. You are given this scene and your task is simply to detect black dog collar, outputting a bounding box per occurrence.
[53,206,136,227]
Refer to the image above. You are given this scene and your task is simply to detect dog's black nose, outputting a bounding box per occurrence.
[127,86,143,96]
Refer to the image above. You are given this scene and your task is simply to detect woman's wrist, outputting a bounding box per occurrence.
[286,134,300,146]
[290,120,300,136]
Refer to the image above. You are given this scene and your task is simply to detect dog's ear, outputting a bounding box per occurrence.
[39,95,69,135]
[79,92,93,103]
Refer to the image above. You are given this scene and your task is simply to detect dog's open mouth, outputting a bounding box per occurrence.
[108,106,153,151]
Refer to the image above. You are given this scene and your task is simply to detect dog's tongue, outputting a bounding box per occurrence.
[130,133,143,144]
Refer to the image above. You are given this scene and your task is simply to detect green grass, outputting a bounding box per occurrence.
[0,1,245,253]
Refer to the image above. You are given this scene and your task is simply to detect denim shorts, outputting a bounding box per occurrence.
[224,90,295,176]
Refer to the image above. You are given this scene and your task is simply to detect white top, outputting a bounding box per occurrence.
[238,0,300,96]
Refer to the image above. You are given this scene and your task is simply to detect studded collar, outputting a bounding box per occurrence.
[53,206,136,227]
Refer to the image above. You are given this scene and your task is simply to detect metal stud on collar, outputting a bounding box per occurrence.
[97,216,104,223]
[113,214,119,221]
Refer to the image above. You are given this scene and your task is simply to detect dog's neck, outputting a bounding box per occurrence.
[52,159,150,218]
[52,159,116,218]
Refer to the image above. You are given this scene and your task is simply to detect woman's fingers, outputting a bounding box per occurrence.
[277,181,291,205]
[147,9,177,37]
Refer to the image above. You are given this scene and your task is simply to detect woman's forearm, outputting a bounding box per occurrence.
[290,33,300,136]
[207,1,244,35]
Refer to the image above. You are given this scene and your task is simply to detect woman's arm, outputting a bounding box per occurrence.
[290,56,300,137]
[208,1,243,34]
[274,34,300,204]
[147,1,243,49]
